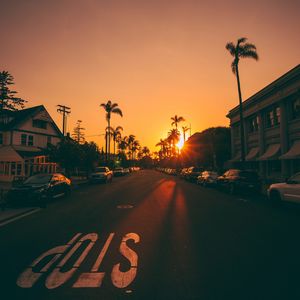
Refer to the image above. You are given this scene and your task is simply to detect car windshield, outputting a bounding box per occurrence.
[115,168,123,170]
[95,167,107,172]
[24,174,52,184]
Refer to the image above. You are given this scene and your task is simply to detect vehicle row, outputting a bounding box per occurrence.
[157,166,300,204]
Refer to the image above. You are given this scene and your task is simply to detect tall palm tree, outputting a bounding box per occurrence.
[226,37,259,165]
[100,100,123,160]
[110,126,123,156]
[132,140,140,160]
[171,115,185,130]
[168,128,180,156]
[182,126,189,142]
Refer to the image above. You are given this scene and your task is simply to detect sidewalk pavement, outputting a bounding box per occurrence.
[0,177,89,226]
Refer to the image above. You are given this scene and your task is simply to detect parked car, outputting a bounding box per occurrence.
[113,167,125,176]
[123,168,130,175]
[217,169,261,194]
[185,167,203,182]
[268,173,300,203]
[179,168,189,179]
[197,171,219,187]
[7,173,71,208]
[90,167,113,183]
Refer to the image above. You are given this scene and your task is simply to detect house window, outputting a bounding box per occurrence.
[32,119,47,129]
[21,134,27,145]
[28,135,34,146]
[266,106,280,128]
[291,98,300,120]
[0,133,3,144]
[248,115,259,133]
[21,134,34,146]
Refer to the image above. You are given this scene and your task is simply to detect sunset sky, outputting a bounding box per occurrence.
[1,0,299,151]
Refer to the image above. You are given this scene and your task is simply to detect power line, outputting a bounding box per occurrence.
[57,105,71,136]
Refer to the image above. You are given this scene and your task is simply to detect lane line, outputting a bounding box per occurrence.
[0,208,41,228]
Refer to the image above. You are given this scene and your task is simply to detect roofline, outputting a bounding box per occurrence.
[227,64,300,118]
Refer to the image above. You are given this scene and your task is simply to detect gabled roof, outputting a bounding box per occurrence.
[0,105,62,136]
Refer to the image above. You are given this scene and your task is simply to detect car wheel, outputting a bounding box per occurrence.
[270,190,281,205]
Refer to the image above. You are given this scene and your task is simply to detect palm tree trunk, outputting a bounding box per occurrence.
[235,63,246,168]
[108,118,111,161]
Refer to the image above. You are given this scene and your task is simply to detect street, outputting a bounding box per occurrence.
[0,170,300,300]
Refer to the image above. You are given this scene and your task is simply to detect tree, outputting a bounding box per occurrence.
[100,100,123,161]
[180,127,231,170]
[0,71,27,113]
[168,128,180,156]
[226,37,259,165]
[156,139,168,159]
[111,126,123,156]
[72,120,85,144]
[171,115,185,130]
[182,126,189,142]
[141,146,150,157]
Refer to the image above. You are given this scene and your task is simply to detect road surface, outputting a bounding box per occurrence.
[0,170,300,299]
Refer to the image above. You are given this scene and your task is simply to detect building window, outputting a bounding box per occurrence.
[21,134,27,145]
[266,106,280,128]
[248,115,259,133]
[32,119,47,129]
[28,135,34,146]
[291,98,300,120]
[0,133,3,144]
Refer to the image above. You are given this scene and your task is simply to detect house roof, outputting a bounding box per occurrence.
[0,105,62,136]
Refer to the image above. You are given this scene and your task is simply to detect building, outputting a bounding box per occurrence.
[227,64,300,181]
[0,105,63,181]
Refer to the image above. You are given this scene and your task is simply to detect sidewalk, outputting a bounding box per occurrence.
[0,177,89,226]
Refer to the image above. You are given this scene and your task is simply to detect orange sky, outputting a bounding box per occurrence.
[1,0,299,151]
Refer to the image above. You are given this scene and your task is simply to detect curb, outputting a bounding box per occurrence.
[0,207,37,226]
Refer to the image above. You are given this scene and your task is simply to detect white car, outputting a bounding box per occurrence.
[268,173,300,203]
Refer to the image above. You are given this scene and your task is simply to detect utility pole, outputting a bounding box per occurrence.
[57,105,71,136]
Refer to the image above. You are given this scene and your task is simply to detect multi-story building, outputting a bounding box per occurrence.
[227,64,300,181]
[0,105,62,181]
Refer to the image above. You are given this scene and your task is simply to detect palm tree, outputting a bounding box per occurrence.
[171,115,185,130]
[132,140,140,160]
[110,126,123,157]
[182,126,189,142]
[100,100,123,160]
[168,128,180,156]
[141,146,150,157]
[156,138,168,158]
[226,37,259,165]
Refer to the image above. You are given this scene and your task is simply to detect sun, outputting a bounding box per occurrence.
[176,135,185,151]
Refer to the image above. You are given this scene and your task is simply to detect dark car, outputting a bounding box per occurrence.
[197,171,219,187]
[185,167,203,182]
[113,167,125,176]
[7,173,71,208]
[90,167,113,183]
[217,169,261,194]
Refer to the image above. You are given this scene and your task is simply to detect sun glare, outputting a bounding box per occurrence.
[177,135,185,150]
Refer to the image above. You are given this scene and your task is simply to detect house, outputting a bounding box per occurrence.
[0,105,63,181]
[227,64,300,181]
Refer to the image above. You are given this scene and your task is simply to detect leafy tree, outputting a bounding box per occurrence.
[226,37,259,165]
[0,71,27,113]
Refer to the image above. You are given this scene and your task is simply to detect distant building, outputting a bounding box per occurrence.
[227,64,300,181]
[0,105,62,181]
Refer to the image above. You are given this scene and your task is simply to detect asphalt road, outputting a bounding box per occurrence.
[0,170,300,300]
